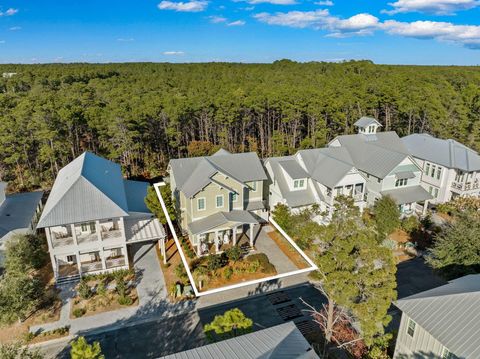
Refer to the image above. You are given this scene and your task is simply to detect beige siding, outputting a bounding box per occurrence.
[394,313,447,358]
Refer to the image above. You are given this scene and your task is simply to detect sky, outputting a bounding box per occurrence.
[1,0,480,65]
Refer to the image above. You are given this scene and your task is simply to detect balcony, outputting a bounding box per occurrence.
[77,232,98,245]
[353,192,364,202]
[80,260,103,273]
[451,181,479,192]
[58,263,79,278]
[51,232,74,248]
[106,256,126,269]
[101,229,123,240]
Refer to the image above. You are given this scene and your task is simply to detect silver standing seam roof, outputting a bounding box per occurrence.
[354,116,382,129]
[381,185,432,205]
[329,131,412,179]
[188,210,259,235]
[37,152,152,228]
[396,274,480,359]
[402,133,480,172]
[169,149,268,199]
[159,321,319,359]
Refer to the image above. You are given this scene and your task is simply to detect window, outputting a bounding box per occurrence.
[431,165,436,178]
[425,163,430,175]
[437,167,442,180]
[197,198,206,211]
[216,195,224,208]
[89,222,96,232]
[442,347,458,359]
[395,178,408,187]
[293,179,306,189]
[428,186,433,194]
[407,318,416,337]
[434,188,439,198]
[81,223,88,232]
[66,255,75,263]
[231,192,238,202]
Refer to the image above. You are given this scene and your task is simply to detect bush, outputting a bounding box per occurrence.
[225,246,241,262]
[401,216,420,234]
[73,307,86,318]
[373,196,400,239]
[97,281,107,297]
[204,308,253,342]
[206,254,225,272]
[381,239,398,250]
[78,280,93,300]
[117,295,133,306]
[174,263,188,281]
[70,336,104,359]
[247,260,259,273]
[246,253,269,266]
[181,237,195,259]
[115,279,127,297]
[223,267,233,280]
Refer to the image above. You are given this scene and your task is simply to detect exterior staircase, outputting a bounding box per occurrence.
[56,274,81,286]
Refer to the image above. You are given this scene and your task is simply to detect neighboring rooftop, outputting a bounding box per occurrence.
[159,322,319,359]
[402,133,480,172]
[169,149,268,198]
[37,152,151,228]
[0,191,43,242]
[354,116,382,129]
[396,274,480,359]
[330,131,412,178]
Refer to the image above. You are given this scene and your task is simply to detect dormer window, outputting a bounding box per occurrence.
[293,179,306,190]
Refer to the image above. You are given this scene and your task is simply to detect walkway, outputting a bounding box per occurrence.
[31,242,195,337]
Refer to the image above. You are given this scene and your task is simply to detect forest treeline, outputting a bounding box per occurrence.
[1,60,480,191]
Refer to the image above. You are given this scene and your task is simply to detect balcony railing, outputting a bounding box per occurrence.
[77,233,98,245]
[106,256,126,269]
[51,234,74,248]
[80,261,103,273]
[353,192,364,202]
[451,181,479,191]
[101,230,123,240]
[58,264,79,277]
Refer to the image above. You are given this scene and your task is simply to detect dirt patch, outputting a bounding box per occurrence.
[28,326,70,344]
[389,230,416,263]
[267,230,311,269]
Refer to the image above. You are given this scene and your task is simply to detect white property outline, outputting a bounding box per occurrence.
[154,182,318,297]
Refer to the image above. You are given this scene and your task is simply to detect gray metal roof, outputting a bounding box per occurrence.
[381,185,432,205]
[402,133,480,172]
[38,152,152,228]
[265,156,316,208]
[169,150,268,198]
[298,147,357,189]
[159,322,319,359]
[395,171,416,180]
[124,212,165,242]
[0,191,43,242]
[354,116,382,128]
[330,132,411,178]
[396,274,480,359]
[188,210,259,235]
[278,159,310,180]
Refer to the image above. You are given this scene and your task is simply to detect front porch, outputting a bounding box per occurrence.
[382,185,433,217]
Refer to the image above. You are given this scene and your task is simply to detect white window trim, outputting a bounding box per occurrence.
[407,318,416,337]
[293,179,307,190]
[197,197,206,211]
[215,195,224,208]
[231,192,238,202]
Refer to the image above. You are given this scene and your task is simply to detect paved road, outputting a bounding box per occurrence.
[39,283,326,358]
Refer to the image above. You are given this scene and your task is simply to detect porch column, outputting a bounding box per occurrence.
[233,226,237,246]
[95,220,102,242]
[99,247,107,270]
[76,252,82,276]
[45,228,54,250]
[214,230,220,253]
[71,224,78,245]
[160,238,167,265]
[249,224,254,248]
[197,235,201,256]
[422,200,428,216]
[52,255,59,279]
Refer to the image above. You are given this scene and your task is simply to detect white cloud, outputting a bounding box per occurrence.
[158,1,208,12]
[382,0,480,15]
[9,26,21,31]
[315,1,334,6]
[240,0,297,4]
[254,8,480,49]
[117,38,134,42]
[209,15,227,23]
[0,8,18,16]
[0,40,5,44]
[227,20,246,26]
[383,20,480,48]
[163,51,185,55]
[254,9,379,36]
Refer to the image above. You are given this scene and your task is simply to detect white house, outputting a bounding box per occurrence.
[328,117,432,215]
[37,152,165,283]
[402,133,480,204]
[0,182,43,269]
[394,274,480,359]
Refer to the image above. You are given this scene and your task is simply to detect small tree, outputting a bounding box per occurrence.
[427,212,480,279]
[145,184,176,225]
[0,342,44,359]
[70,337,104,359]
[206,254,224,273]
[373,196,400,239]
[225,246,241,262]
[187,140,219,157]
[5,234,48,273]
[271,204,294,233]
[77,280,93,300]
[204,308,253,341]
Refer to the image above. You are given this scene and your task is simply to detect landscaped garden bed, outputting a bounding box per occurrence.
[27,325,70,344]
[70,269,138,319]
[266,228,310,269]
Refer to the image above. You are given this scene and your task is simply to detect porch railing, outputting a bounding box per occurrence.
[80,261,103,273]
[52,236,74,248]
[106,257,126,269]
[77,233,98,244]
[101,230,123,240]
[451,181,479,191]
[58,264,79,277]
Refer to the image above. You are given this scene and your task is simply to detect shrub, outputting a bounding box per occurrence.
[117,295,133,306]
[174,263,188,281]
[223,267,233,280]
[181,237,195,259]
[96,281,107,297]
[206,254,225,272]
[247,260,259,273]
[225,246,241,262]
[246,253,269,266]
[78,280,93,300]
[204,308,253,342]
[401,216,420,234]
[373,195,400,239]
[70,336,104,359]
[115,279,127,297]
[381,239,398,250]
[73,308,86,318]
